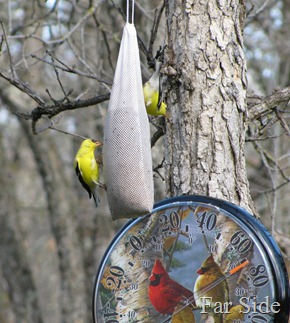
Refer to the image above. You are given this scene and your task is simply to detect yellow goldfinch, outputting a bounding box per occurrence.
[143,62,167,116]
[74,139,102,207]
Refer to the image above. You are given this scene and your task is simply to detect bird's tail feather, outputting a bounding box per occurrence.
[92,193,100,207]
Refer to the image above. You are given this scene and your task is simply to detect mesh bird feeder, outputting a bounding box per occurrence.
[103,0,154,219]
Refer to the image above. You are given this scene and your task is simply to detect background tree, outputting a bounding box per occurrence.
[0,0,289,322]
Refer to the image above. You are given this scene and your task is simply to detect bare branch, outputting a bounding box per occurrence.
[274,107,290,136]
[246,134,281,142]
[10,0,59,35]
[252,140,290,193]
[92,13,114,71]
[150,117,166,147]
[248,86,290,121]
[151,126,165,147]
[50,56,72,102]
[147,1,166,67]
[51,6,97,45]
[247,0,271,19]
[0,83,110,131]
[0,70,45,105]
[32,114,88,140]
[30,92,110,134]
[153,158,165,181]
[31,52,112,85]
[0,19,15,78]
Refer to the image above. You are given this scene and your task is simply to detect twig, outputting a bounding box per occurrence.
[51,6,97,45]
[0,19,15,78]
[0,70,45,105]
[246,134,281,142]
[51,56,72,103]
[31,52,112,85]
[10,0,59,35]
[253,141,289,177]
[247,0,271,19]
[92,13,114,71]
[151,117,166,147]
[49,126,87,140]
[275,107,290,136]
[151,126,166,147]
[32,114,62,134]
[251,141,290,193]
[153,158,165,181]
[33,113,97,142]
[147,1,166,67]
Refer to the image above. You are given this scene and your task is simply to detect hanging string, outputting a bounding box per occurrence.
[126,0,135,24]
[126,0,129,23]
[132,0,134,24]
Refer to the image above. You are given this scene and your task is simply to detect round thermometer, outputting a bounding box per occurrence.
[93,195,289,322]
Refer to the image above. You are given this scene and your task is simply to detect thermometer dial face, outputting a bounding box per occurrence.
[93,196,289,323]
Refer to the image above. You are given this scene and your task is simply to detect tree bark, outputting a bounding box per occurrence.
[164,0,256,214]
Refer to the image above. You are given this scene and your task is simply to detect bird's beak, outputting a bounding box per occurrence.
[196,267,205,275]
[149,273,155,281]
[92,139,102,146]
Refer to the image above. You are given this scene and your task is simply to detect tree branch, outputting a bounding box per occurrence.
[248,85,290,121]
[0,85,110,133]
[30,93,110,133]
[147,1,166,67]
[32,51,112,85]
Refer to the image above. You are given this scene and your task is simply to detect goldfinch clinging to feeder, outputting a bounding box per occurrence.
[74,139,102,207]
[143,62,167,116]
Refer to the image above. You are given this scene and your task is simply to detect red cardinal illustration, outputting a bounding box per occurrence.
[148,259,194,315]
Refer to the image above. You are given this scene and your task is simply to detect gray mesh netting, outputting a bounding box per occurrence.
[103,23,154,219]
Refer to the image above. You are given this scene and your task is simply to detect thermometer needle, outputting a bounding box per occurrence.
[161,259,250,323]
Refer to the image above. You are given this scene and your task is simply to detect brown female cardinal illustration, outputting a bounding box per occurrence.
[194,255,229,323]
[148,259,194,315]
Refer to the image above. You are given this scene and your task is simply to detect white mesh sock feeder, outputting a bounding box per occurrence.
[103,1,154,219]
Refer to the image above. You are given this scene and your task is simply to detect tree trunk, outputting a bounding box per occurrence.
[0,151,44,323]
[19,119,89,323]
[164,0,256,215]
